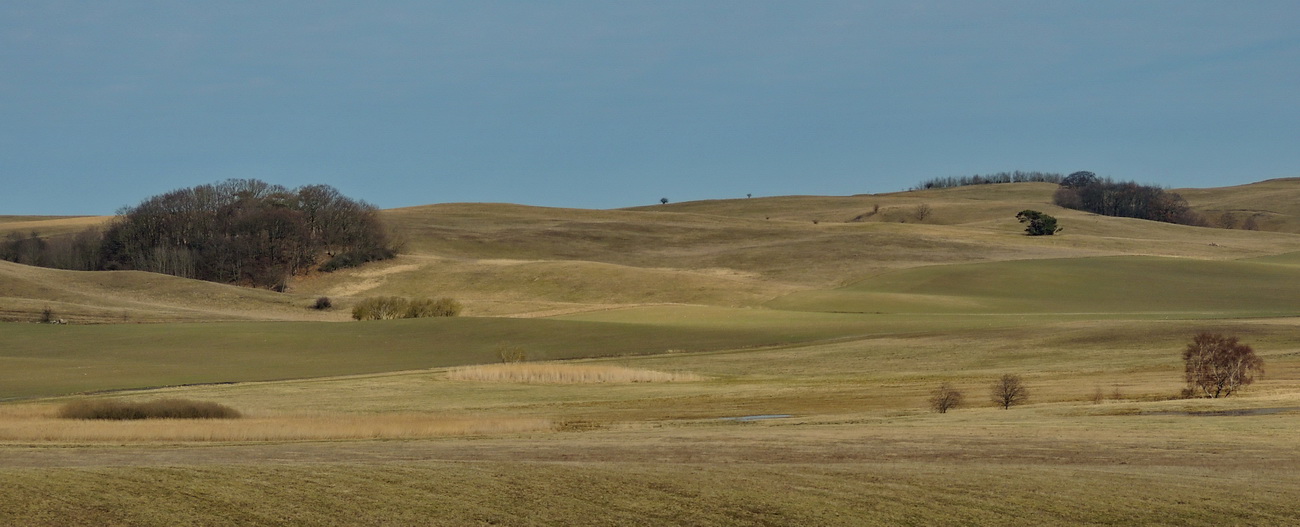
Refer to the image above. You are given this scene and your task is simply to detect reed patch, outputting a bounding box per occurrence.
[445,363,703,384]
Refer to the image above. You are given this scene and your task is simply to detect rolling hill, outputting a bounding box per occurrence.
[4,180,1300,322]
[3,179,1300,525]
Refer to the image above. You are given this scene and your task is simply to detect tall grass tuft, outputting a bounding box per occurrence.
[58,399,242,420]
[446,363,703,384]
[352,296,462,320]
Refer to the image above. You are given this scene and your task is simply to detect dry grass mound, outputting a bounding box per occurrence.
[57,398,242,420]
[446,363,704,384]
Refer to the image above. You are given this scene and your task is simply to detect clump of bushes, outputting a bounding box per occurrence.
[351,296,463,320]
[58,399,242,420]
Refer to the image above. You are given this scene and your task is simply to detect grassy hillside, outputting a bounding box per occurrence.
[1178,177,1300,232]
[6,180,1300,320]
[0,215,110,238]
[769,255,1300,316]
[3,179,1300,525]
[0,260,335,324]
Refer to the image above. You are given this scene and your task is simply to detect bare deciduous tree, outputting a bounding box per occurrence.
[1183,333,1263,398]
[929,382,964,413]
[913,203,933,222]
[990,374,1029,409]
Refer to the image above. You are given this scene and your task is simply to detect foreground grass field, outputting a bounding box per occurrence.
[3,181,1300,525]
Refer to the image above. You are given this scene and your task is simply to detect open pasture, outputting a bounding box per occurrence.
[3,181,1300,524]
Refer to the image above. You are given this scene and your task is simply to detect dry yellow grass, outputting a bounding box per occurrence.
[0,404,550,442]
[7,180,1300,321]
[445,363,704,384]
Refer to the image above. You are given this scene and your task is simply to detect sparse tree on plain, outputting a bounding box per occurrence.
[929,382,964,413]
[990,374,1029,409]
[1182,333,1263,398]
[660,197,669,205]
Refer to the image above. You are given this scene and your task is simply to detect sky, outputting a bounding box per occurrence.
[3,1,1299,215]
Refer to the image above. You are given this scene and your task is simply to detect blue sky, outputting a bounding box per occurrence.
[3,1,1299,215]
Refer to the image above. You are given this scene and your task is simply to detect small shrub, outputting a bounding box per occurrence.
[312,297,333,310]
[40,306,55,324]
[353,296,462,320]
[58,399,242,420]
[497,344,528,363]
[407,297,463,318]
[352,296,409,320]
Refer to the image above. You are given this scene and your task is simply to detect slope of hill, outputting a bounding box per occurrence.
[3,180,1300,321]
[0,260,334,323]
[1177,177,1300,232]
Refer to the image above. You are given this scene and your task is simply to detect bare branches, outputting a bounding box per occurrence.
[928,383,964,413]
[1183,333,1263,398]
[990,374,1029,409]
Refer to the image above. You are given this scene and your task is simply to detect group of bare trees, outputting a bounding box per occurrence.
[1,179,394,290]
[930,333,1264,413]
[1052,171,1205,226]
[928,374,1028,413]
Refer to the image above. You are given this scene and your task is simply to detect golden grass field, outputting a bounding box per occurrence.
[2,180,1300,525]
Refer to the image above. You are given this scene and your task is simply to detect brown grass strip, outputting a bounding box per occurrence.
[0,406,551,442]
[445,363,703,384]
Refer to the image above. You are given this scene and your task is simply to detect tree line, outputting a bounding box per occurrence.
[916,171,1064,190]
[1,179,394,290]
[1051,171,1205,226]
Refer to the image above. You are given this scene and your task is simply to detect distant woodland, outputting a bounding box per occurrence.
[1052,172,1205,227]
[916,170,1208,228]
[1,179,394,289]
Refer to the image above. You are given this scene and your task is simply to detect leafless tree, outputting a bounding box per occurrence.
[1183,333,1263,398]
[990,374,1029,409]
[913,203,933,222]
[929,382,964,413]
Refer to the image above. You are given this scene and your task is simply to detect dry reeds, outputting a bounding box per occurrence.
[352,296,462,320]
[58,398,242,420]
[446,363,703,384]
